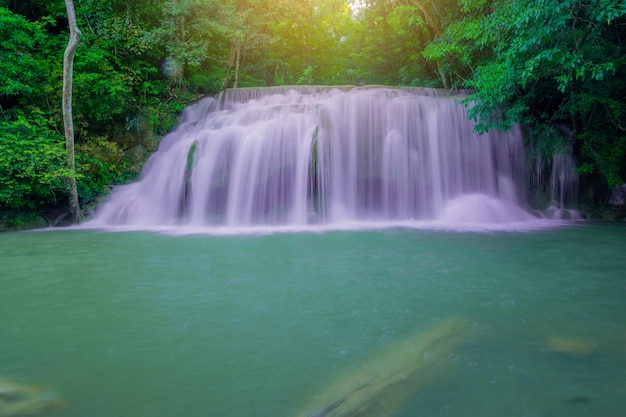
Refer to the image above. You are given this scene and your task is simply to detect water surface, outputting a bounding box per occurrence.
[1,223,625,416]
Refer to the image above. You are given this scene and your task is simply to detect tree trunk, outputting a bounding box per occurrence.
[233,39,241,89]
[63,0,82,223]
[222,38,242,89]
[409,0,441,37]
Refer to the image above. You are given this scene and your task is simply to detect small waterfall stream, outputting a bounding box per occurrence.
[546,152,581,219]
[89,86,549,230]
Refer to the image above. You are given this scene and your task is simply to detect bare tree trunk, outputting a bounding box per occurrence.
[222,38,241,89]
[63,0,82,223]
[177,9,186,87]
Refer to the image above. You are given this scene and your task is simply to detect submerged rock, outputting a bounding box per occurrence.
[0,378,63,417]
[293,317,477,417]
[545,335,598,357]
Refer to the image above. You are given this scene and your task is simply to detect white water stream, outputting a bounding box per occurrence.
[89,86,556,232]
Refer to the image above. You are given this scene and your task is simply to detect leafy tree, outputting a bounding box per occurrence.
[217,0,276,88]
[0,8,45,99]
[347,0,446,85]
[0,112,67,211]
[0,6,67,214]
[2,0,625,222]
[426,0,626,192]
[422,0,491,88]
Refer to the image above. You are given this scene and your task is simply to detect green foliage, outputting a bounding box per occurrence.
[76,137,123,203]
[2,0,626,220]
[0,8,43,97]
[426,0,626,191]
[422,15,486,88]
[296,66,316,85]
[0,112,68,210]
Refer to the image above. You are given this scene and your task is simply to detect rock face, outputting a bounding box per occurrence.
[0,378,63,417]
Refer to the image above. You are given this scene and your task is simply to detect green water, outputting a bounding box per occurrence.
[1,224,625,417]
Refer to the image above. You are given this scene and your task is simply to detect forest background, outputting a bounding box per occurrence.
[1,0,625,229]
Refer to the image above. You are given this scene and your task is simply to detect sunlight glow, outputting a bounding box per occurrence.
[349,0,365,14]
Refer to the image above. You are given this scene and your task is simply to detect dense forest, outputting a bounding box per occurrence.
[1,0,625,228]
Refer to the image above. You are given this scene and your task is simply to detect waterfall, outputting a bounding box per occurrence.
[528,125,581,220]
[545,152,581,219]
[88,86,546,231]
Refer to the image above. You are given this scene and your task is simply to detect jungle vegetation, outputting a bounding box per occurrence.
[1,0,625,227]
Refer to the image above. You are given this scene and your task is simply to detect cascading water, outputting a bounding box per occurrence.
[546,152,581,219]
[528,137,582,220]
[88,86,545,231]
